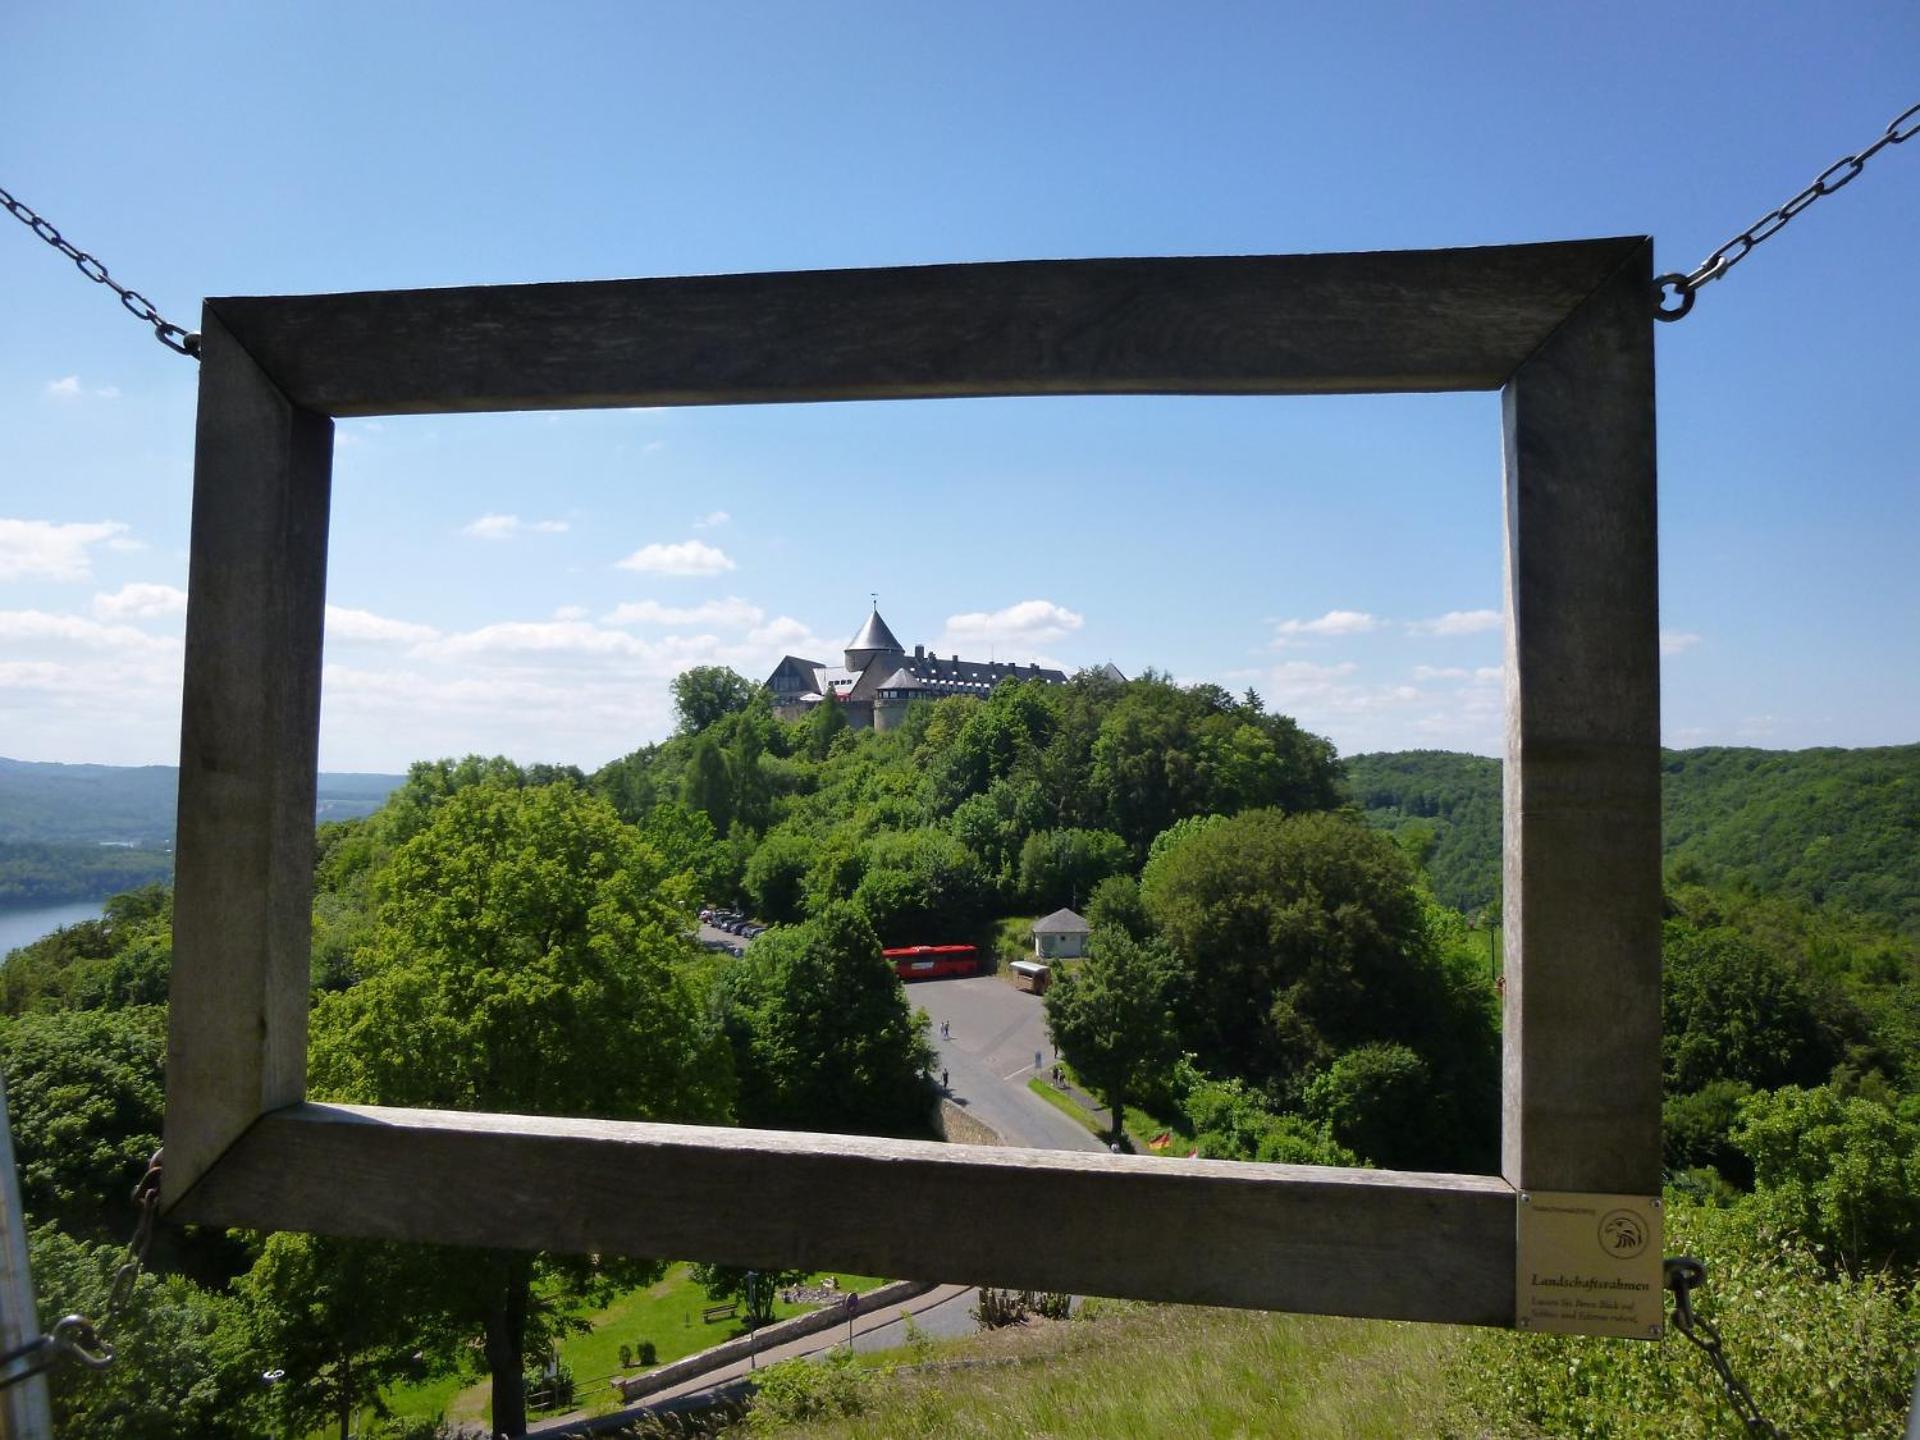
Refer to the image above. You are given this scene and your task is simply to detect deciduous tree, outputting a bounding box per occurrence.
[720,904,935,1138]
[241,1234,458,1440]
[1043,930,1182,1141]
[1140,809,1442,1087]
[672,665,756,735]
[308,782,732,1435]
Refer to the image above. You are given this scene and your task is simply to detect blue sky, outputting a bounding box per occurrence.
[3,4,1915,771]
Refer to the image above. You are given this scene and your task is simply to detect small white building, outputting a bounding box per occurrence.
[1031,908,1090,960]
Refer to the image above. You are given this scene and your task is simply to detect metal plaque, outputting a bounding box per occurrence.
[1516,1191,1663,1339]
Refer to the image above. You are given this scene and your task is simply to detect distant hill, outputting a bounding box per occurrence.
[0,758,406,847]
[1344,745,1920,937]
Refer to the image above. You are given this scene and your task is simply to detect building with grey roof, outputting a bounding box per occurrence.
[764,604,1107,731]
[1031,907,1091,959]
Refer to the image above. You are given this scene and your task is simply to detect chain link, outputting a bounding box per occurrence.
[0,186,199,357]
[0,1150,162,1392]
[1656,99,1920,320]
[1663,1256,1783,1437]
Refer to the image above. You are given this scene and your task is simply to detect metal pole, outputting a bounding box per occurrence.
[0,1070,53,1440]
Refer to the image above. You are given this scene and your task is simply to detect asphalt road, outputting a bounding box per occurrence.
[693,929,1094,1152]
[905,975,1105,1153]
[521,971,1093,1435]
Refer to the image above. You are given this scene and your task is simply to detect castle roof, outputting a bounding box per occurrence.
[847,608,902,655]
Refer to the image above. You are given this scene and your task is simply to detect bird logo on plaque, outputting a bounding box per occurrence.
[1599,1209,1650,1259]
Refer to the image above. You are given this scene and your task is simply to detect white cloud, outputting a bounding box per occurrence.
[748,616,831,653]
[0,519,132,581]
[458,514,569,541]
[0,609,175,651]
[1247,656,1511,756]
[605,596,764,629]
[693,510,730,529]
[42,376,119,401]
[615,539,735,577]
[91,582,187,620]
[940,599,1084,652]
[460,513,520,541]
[325,605,440,644]
[552,604,589,621]
[1407,608,1502,637]
[1660,630,1703,657]
[1268,610,1382,647]
[421,619,660,660]
[1267,658,1361,692]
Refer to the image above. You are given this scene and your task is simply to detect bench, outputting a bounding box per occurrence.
[700,1302,738,1324]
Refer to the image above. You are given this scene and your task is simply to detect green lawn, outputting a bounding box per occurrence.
[1026,1076,1193,1155]
[373,1264,887,1428]
[558,1264,885,1415]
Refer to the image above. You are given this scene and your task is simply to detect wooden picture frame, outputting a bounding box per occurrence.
[163,239,1662,1329]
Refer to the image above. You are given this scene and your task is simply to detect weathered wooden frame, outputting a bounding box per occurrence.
[164,239,1661,1328]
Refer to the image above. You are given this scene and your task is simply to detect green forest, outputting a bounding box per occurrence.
[1346,742,1920,935]
[0,760,404,906]
[0,842,173,908]
[2,668,1916,1436]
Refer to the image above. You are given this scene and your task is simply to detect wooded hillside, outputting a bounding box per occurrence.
[1344,744,1920,935]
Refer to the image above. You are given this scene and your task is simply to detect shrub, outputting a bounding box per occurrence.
[970,1288,1073,1329]
[1451,1194,1920,1438]
[1301,1041,1437,1168]
[1662,1078,1755,1187]
[1179,1065,1357,1166]
[901,1309,933,1364]
[1734,1083,1920,1270]
[746,1351,872,1431]
[1033,1291,1073,1321]
[1662,926,1841,1093]
[972,1287,1030,1329]
[523,1358,575,1412]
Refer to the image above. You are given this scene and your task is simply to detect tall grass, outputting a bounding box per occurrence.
[761,1303,1462,1438]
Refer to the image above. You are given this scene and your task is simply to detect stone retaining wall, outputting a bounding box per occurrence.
[611,1279,935,1402]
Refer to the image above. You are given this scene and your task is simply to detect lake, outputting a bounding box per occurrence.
[0,899,107,958]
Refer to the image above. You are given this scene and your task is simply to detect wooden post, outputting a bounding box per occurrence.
[162,310,333,1206]
[0,1072,53,1440]
[1499,245,1663,1196]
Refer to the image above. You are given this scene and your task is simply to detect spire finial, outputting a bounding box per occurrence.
[870,591,878,610]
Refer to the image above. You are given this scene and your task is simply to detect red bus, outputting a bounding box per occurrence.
[882,944,980,981]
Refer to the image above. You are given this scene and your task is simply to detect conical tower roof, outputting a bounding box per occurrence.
[847,608,902,655]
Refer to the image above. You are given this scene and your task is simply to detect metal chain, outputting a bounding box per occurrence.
[0,1150,162,1391]
[1656,99,1920,320]
[1664,1256,1782,1438]
[0,186,199,357]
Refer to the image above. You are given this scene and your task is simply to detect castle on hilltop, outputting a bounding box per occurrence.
[764,605,1116,732]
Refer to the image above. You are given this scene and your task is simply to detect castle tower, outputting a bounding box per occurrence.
[844,605,905,674]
